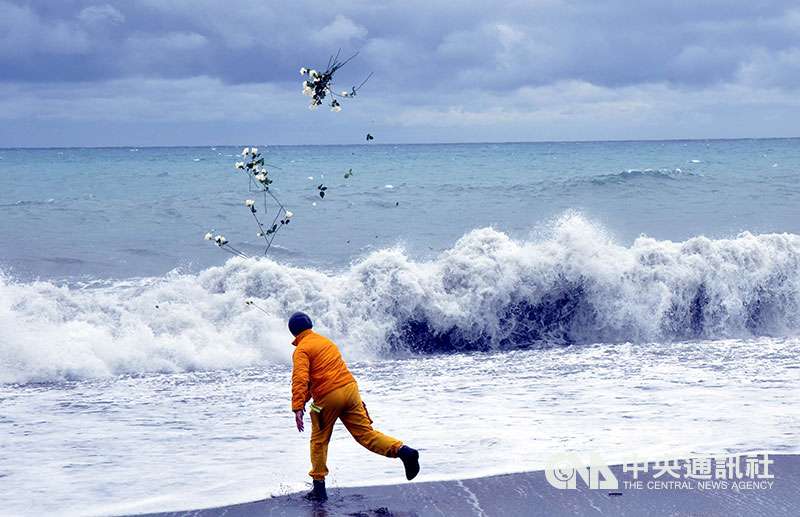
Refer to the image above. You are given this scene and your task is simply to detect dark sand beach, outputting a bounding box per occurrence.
[134,454,798,517]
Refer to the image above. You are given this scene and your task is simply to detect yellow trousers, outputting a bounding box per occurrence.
[308,381,402,480]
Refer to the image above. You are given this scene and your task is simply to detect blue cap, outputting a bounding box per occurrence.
[288,312,313,336]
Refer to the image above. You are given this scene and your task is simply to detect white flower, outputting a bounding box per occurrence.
[255,173,267,182]
[341,91,349,96]
[251,147,258,155]
[245,199,255,207]
[309,69,320,80]
[300,67,308,75]
[331,105,342,112]
[284,210,294,219]
[204,232,214,241]
[234,161,245,169]
[214,235,228,246]
[242,147,250,156]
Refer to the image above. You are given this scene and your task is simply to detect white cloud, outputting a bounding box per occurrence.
[126,32,208,52]
[0,77,289,122]
[388,79,800,142]
[0,1,91,57]
[78,4,125,27]
[310,15,368,45]
[738,48,800,89]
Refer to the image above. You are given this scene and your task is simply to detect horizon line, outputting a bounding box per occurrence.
[1,135,799,150]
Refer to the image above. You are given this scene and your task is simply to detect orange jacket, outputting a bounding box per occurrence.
[291,329,355,411]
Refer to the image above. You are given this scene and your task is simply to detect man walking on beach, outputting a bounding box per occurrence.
[289,312,420,501]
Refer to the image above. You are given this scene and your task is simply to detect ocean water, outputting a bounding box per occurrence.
[1,139,800,515]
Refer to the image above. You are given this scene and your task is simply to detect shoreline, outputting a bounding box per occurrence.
[132,453,799,517]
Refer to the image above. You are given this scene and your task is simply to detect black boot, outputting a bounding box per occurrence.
[304,479,327,501]
[397,445,420,480]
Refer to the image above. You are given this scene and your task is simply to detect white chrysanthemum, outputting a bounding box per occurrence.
[214,235,228,246]
[242,147,250,156]
[234,161,244,169]
[300,67,308,75]
[204,232,214,240]
[284,210,293,219]
[251,147,258,155]
[309,69,320,80]
[255,173,267,182]
[245,199,255,207]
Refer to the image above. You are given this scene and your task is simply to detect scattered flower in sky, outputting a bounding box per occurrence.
[299,50,371,113]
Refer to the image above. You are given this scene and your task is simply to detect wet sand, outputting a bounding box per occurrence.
[133,453,798,516]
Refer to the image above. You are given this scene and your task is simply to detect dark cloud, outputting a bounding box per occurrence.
[1,0,798,87]
[0,0,799,145]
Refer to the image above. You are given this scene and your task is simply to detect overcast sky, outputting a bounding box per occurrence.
[1,0,799,147]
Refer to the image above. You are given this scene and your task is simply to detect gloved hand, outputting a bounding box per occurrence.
[294,409,305,432]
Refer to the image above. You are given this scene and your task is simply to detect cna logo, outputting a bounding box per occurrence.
[545,453,619,490]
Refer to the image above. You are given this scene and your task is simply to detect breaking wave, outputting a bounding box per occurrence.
[2,214,800,384]
[588,168,696,185]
